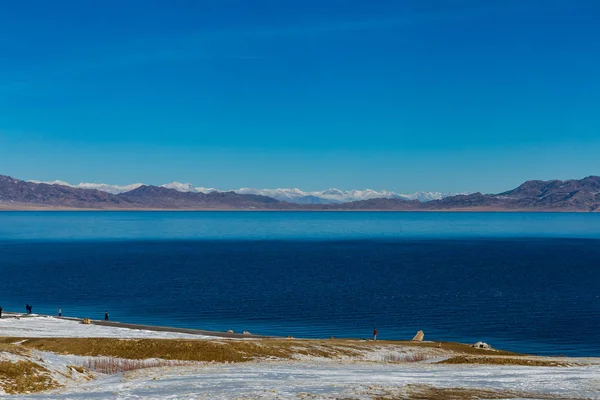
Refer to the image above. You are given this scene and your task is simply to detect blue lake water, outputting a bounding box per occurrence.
[0,211,599,356]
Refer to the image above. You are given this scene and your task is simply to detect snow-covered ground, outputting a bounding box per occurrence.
[0,316,216,339]
[1,316,599,399]
[17,359,600,399]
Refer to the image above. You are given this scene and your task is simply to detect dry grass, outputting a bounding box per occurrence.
[439,355,571,367]
[66,365,87,374]
[1,338,365,363]
[378,340,519,356]
[0,342,27,356]
[0,336,529,365]
[0,360,59,394]
[375,384,583,400]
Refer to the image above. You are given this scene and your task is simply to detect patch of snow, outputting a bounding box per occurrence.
[75,182,144,194]
[160,182,195,192]
[29,180,73,187]
[0,316,215,339]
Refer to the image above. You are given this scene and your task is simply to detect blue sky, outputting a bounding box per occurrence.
[1,0,599,193]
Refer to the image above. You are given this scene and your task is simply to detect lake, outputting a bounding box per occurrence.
[0,211,599,356]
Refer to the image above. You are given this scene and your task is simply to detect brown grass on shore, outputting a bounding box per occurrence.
[390,341,518,356]
[0,342,60,394]
[0,360,59,394]
[1,338,366,362]
[0,337,525,363]
[439,355,572,367]
[376,384,583,400]
[0,342,27,356]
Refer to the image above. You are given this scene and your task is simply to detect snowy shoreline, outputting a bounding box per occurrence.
[1,316,599,399]
[0,315,218,340]
[0,313,262,339]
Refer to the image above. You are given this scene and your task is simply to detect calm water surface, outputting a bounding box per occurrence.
[0,212,599,356]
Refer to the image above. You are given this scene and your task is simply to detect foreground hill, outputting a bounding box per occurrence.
[0,316,598,398]
[2,174,600,211]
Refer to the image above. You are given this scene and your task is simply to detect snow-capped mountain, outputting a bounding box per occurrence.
[234,188,333,204]
[29,180,466,203]
[29,180,144,194]
[152,185,468,203]
[399,192,465,202]
[160,182,217,194]
[74,182,144,194]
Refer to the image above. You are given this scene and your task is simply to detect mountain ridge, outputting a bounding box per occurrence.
[3,174,600,211]
[27,179,466,204]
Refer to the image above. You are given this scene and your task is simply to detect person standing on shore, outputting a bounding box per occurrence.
[373,328,378,341]
[58,307,62,317]
[104,311,109,321]
[0,306,3,318]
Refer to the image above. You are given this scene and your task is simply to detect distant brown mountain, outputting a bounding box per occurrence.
[422,176,600,211]
[117,185,284,209]
[493,176,600,211]
[0,175,129,208]
[0,175,286,210]
[2,174,600,211]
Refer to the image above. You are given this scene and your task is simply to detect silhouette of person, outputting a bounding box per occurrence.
[373,327,378,341]
[104,311,109,321]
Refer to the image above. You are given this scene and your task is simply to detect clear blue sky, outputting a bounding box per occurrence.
[1,0,599,193]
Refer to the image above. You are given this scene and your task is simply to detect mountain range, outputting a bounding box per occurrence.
[3,174,600,211]
[29,180,460,204]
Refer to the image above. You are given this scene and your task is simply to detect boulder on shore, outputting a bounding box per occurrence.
[473,341,491,349]
[411,330,424,342]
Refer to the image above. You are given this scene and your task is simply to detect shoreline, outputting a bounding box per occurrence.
[0,207,596,212]
[2,315,600,398]
[0,312,270,339]
[3,312,600,359]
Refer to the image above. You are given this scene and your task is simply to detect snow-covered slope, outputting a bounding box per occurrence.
[29,180,467,203]
[13,356,600,399]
